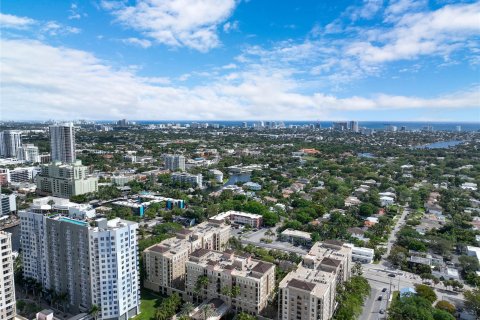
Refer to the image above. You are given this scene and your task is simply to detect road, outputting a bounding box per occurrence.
[383,206,410,258]
[360,205,467,319]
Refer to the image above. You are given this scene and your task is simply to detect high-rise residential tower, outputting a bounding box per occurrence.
[20,197,140,319]
[164,154,186,171]
[17,144,40,163]
[0,130,22,158]
[349,121,359,133]
[49,123,76,163]
[0,231,16,320]
[35,161,98,198]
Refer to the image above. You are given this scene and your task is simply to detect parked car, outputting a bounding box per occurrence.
[379,309,385,314]
[382,288,387,292]
[388,273,396,277]
[378,296,383,301]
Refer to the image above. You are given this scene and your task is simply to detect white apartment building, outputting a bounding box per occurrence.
[0,130,22,158]
[19,198,139,319]
[143,220,230,295]
[0,231,16,320]
[89,218,140,320]
[164,154,186,171]
[0,192,16,216]
[171,172,203,187]
[17,144,40,163]
[36,161,98,198]
[349,245,374,264]
[50,123,76,163]
[185,249,275,315]
[278,240,352,320]
[210,210,263,228]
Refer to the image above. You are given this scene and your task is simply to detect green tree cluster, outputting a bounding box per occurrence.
[333,276,371,320]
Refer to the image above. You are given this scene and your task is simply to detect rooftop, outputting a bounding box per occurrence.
[187,249,273,279]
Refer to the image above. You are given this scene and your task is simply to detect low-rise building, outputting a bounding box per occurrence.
[278,241,352,320]
[172,172,203,187]
[350,245,374,264]
[0,192,16,216]
[380,196,395,207]
[143,221,231,295]
[210,210,263,228]
[364,217,379,227]
[185,250,275,315]
[280,228,312,245]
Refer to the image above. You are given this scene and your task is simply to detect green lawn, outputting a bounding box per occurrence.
[135,290,163,320]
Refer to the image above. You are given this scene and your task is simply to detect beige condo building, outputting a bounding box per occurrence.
[185,249,275,315]
[278,240,352,320]
[143,220,230,294]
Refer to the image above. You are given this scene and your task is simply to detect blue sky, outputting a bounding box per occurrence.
[1,0,479,121]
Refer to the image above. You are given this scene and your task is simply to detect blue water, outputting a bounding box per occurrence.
[59,217,88,226]
[414,140,465,149]
[99,120,480,132]
[358,153,376,158]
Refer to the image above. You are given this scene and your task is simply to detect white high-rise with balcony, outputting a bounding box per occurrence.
[0,231,16,320]
[20,198,140,319]
[50,123,76,163]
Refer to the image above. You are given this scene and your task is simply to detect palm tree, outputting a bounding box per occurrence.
[200,303,215,320]
[47,199,55,208]
[195,275,209,294]
[231,285,241,298]
[180,302,194,317]
[89,304,100,320]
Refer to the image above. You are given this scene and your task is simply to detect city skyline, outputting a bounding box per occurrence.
[1,0,479,122]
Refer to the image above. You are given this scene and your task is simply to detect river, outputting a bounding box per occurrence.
[414,140,464,149]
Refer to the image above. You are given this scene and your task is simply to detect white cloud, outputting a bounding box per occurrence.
[238,1,480,88]
[222,63,237,69]
[384,0,427,22]
[350,0,383,21]
[41,21,81,36]
[347,2,480,63]
[1,38,478,121]
[102,0,238,52]
[0,13,35,29]
[68,3,82,20]
[223,20,239,33]
[122,37,152,48]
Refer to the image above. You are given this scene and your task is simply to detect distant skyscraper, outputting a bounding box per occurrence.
[117,119,128,126]
[50,123,76,163]
[385,124,398,132]
[0,231,16,320]
[164,154,186,171]
[349,121,359,132]
[332,122,348,131]
[0,130,22,158]
[456,125,462,132]
[242,122,248,128]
